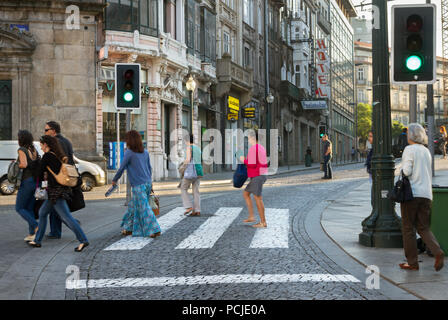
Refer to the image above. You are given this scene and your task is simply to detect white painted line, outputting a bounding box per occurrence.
[250,209,289,249]
[175,207,242,249]
[104,207,187,251]
[66,273,361,289]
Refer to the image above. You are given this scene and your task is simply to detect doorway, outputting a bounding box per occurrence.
[0,80,12,140]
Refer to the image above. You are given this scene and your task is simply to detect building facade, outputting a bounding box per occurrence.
[0,0,104,160]
[330,0,357,162]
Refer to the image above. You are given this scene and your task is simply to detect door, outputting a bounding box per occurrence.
[0,81,12,140]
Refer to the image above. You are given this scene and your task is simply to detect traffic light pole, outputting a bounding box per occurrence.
[359,0,403,248]
[409,84,417,123]
[125,109,131,206]
[426,0,435,177]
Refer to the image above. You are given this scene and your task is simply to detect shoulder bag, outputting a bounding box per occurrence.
[388,171,414,203]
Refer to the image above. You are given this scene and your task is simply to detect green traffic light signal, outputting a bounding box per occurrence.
[405,55,422,71]
[123,92,134,102]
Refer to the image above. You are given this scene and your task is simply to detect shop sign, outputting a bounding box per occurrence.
[301,100,328,110]
[315,39,331,99]
[228,96,239,121]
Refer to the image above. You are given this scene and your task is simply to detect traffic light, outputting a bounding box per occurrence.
[319,125,326,138]
[115,63,141,109]
[391,4,436,84]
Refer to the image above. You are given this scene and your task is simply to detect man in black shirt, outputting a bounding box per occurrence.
[322,134,333,179]
[44,121,78,239]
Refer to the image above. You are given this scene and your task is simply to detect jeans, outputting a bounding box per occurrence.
[49,209,62,238]
[15,177,38,235]
[323,155,332,178]
[34,198,88,245]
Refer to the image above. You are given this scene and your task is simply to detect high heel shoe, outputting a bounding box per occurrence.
[75,242,89,252]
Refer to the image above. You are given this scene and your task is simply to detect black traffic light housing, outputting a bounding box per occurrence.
[319,125,326,138]
[391,4,436,84]
[115,63,141,109]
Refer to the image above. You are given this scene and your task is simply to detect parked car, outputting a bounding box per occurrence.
[0,141,105,195]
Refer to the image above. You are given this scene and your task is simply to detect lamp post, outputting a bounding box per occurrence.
[186,75,196,137]
[359,0,402,248]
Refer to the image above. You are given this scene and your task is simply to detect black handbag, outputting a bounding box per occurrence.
[388,171,414,203]
[67,185,85,212]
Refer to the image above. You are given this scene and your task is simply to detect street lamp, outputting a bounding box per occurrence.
[266,93,274,104]
[186,75,196,136]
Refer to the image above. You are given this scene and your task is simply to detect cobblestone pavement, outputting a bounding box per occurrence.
[68,163,389,300]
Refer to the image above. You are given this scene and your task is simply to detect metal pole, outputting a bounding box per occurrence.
[125,109,131,206]
[116,110,121,195]
[264,0,270,156]
[427,0,435,177]
[191,90,194,138]
[410,84,417,123]
[359,0,402,248]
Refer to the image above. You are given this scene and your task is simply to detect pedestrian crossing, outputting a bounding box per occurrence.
[104,206,290,251]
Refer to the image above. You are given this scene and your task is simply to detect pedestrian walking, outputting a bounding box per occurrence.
[398,127,408,156]
[15,130,40,242]
[439,125,447,159]
[44,121,80,239]
[239,130,268,228]
[399,123,444,271]
[365,131,374,208]
[321,134,332,179]
[351,147,356,162]
[112,130,161,238]
[28,135,89,252]
[180,134,203,216]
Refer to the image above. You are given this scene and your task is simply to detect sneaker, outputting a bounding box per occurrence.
[24,234,35,242]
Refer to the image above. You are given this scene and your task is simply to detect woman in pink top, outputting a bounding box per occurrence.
[239,130,268,228]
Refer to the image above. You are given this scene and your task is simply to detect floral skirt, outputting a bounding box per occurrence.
[121,182,161,237]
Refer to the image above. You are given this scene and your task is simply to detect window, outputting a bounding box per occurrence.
[357,67,365,81]
[164,0,176,38]
[244,46,251,68]
[223,31,230,55]
[243,0,254,27]
[0,80,12,140]
[295,65,301,87]
[201,7,216,64]
[258,5,262,34]
[185,0,195,53]
[106,0,158,37]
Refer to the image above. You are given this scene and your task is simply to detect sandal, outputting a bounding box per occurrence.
[75,242,89,252]
[27,241,41,248]
[399,263,419,270]
[190,212,200,216]
[121,230,132,236]
[252,222,267,228]
[150,232,161,238]
[184,208,193,215]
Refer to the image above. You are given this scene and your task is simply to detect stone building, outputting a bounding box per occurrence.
[0,0,104,160]
[97,0,217,180]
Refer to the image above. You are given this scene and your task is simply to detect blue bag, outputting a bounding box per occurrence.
[233,163,248,188]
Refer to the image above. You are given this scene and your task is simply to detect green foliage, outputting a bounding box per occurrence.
[357,103,372,142]
[392,120,405,139]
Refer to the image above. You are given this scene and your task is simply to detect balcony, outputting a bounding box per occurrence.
[216,53,253,105]
[279,80,302,102]
[317,12,331,35]
[270,0,286,7]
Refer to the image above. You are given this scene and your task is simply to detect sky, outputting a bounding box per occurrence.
[352,0,444,56]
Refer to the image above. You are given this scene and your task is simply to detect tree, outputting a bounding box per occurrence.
[357,103,372,143]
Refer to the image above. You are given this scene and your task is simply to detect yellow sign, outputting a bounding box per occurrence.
[228,96,240,111]
[228,96,239,120]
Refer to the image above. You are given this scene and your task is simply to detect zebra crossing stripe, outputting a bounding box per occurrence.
[175,207,242,249]
[250,209,289,249]
[104,207,186,251]
[66,273,361,289]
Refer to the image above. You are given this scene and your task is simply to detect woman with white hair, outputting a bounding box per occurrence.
[399,123,444,271]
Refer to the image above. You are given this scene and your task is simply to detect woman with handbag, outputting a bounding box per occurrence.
[180,134,203,216]
[28,136,89,252]
[239,130,268,228]
[399,123,444,271]
[112,130,161,238]
[15,130,40,242]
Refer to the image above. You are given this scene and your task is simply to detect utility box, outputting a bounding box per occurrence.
[431,185,448,255]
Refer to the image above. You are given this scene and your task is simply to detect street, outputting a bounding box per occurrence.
[0,163,418,300]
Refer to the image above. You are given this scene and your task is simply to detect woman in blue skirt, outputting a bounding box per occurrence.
[112,130,161,238]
